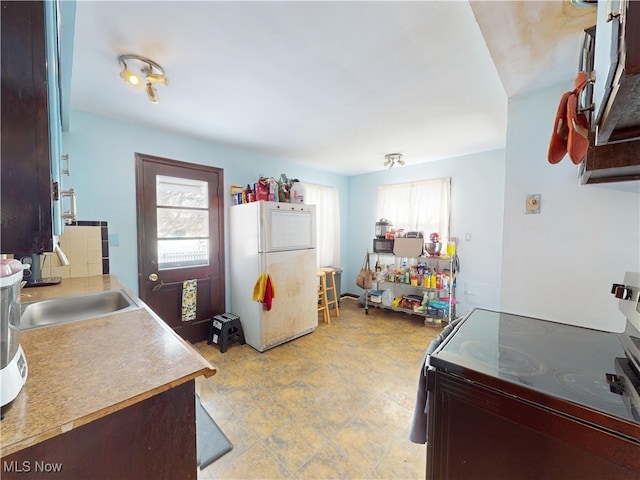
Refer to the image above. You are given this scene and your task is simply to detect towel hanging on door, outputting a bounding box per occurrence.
[181,279,198,322]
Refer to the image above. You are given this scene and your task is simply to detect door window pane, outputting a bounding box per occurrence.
[156,176,208,207]
[156,175,210,270]
[157,208,209,238]
[158,239,209,269]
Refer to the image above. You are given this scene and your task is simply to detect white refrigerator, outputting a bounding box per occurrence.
[230,201,317,352]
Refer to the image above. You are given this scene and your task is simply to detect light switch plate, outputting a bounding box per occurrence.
[525,194,541,214]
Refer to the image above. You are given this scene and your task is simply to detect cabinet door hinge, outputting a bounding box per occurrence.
[52,181,59,201]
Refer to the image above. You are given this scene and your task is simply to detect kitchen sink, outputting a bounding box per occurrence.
[20,290,141,330]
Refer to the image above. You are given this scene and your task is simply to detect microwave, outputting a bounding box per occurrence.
[373,238,394,253]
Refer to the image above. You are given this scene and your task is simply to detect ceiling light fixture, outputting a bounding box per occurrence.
[119,67,141,86]
[145,82,159,105]
[384,153,405,169]
[118,54,169,104]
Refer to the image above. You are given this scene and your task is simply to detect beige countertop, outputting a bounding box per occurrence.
[1,275,216,457]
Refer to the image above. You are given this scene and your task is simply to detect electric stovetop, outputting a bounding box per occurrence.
[429,308,640,431]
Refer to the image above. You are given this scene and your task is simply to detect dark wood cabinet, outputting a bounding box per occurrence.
[595,0,640,145]
[1,381,198,479]
[426,370,640,480]
[580,130,640,184]
[580,1,640,185]
[1,1,54,255]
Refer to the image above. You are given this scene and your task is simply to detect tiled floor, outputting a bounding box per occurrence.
[193,298,442,480]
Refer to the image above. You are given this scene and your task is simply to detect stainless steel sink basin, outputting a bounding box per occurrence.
[20,290,141,330]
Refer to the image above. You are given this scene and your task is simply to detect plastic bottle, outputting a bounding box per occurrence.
[290,181,305,204]
[422,292,429,306]
[430,272,437,289]
[382,289,393,307]
[244,184,255,203]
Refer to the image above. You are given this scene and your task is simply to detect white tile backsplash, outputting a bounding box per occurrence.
[41,224,107,279]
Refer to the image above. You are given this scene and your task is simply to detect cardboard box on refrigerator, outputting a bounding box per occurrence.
[393,237,424,257]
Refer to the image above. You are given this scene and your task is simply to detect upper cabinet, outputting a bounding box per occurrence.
[1,0,65,255]
[45,0,64,237]
[1,0,53,255]
[592,0,640,144]
[580,0,640,185]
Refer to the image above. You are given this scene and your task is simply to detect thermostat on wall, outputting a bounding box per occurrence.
[525,194,541,214]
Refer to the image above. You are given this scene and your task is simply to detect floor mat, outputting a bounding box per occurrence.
[196,394,233,469]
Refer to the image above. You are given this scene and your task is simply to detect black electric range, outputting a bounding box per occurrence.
[429,308,639,436]
[421,273,640,479]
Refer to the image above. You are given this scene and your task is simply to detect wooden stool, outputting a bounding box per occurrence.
[317,271,330,324]
[321,267,340,318]
[208,313,245,353]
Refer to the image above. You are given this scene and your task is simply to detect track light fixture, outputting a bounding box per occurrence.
[118,54,168,104]
[384,153,405,169]
[120,68,141,86]
[145,82,159,104]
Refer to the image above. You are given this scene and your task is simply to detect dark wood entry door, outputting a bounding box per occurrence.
[135,153,225,342]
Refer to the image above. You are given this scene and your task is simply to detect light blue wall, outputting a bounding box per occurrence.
[501,85,640,331]
[345,150,506,317]
[64,87,640,332]
[55,1,638,331]
[62,110,348,303]
[63,111,505,318]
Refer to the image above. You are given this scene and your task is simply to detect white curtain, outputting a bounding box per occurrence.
[304,183,340,268]
[376,178,451,240]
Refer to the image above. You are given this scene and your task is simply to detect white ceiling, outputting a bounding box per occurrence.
[69,1,596,176]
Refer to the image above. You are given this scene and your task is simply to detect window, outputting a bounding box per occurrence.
[377,178,451,240]
[304,183,340,268]
[156,175,210,269]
